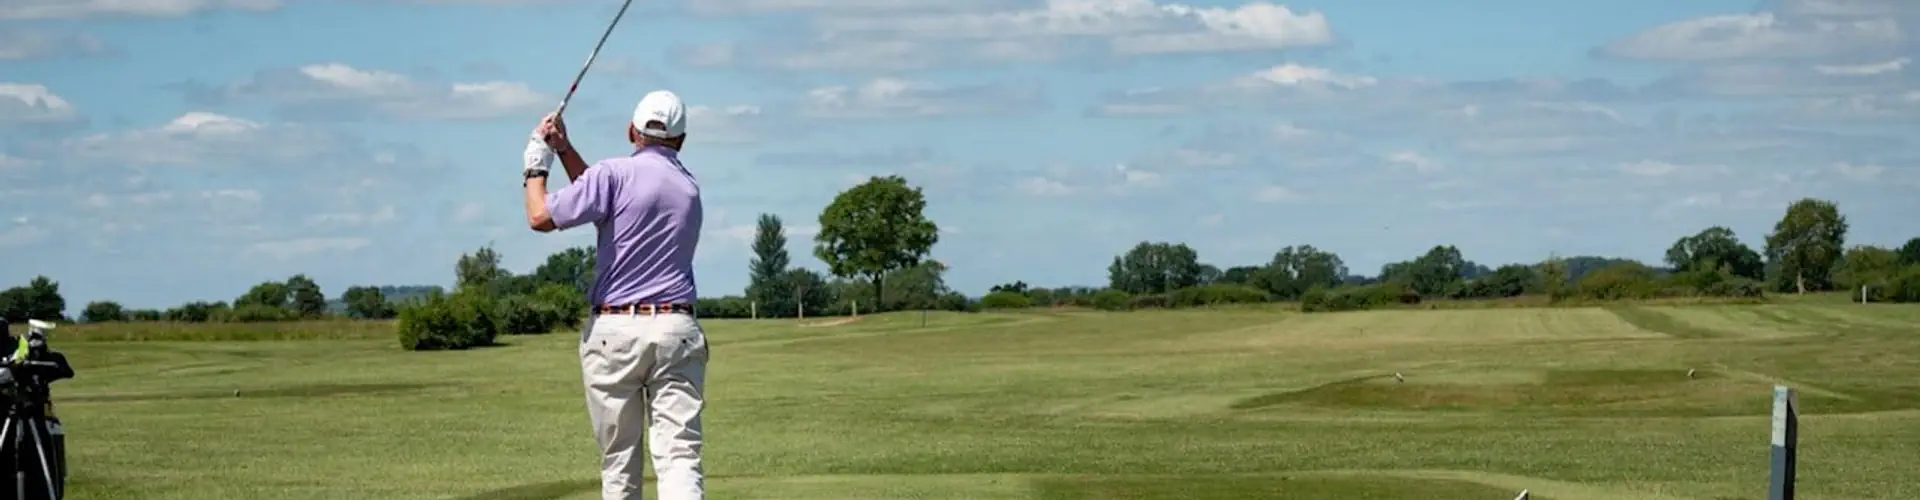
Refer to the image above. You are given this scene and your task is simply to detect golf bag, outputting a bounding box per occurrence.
[0,320,71,500]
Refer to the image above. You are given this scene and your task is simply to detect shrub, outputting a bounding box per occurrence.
[1301,284,1413,313]
[978,291,1033,309]
[1090,290,1132,311]
[396,290,497,351]
[495,295,556,335]
[1129,294,1171,310]
[1168,284,1268,307]
[534,284,588,329]
[1701,277,1765,298]
[1576,263,1659,300]
[1886,265,1920,303]
[696,296,755,318]
[224,304,296,323]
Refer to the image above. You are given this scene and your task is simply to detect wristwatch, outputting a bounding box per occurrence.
[523,169,549,186]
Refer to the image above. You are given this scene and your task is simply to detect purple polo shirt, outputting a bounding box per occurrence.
[545,145,702,307]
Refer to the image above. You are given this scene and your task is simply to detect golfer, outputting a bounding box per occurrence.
[521,89,709,500]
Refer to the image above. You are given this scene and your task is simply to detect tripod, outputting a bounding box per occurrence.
[0,320,69,500]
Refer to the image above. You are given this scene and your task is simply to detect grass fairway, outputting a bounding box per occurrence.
[52,303,1920,499]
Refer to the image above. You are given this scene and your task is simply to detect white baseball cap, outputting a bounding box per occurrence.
[632,90,687,139]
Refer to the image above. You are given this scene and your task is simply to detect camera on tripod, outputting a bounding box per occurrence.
[0,319,72,500]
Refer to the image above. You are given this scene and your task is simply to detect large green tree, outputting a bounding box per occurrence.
[746,213,792,315]
[286,274,326,318]
[814,175,940,311]
[0,276,64,323]
[1255,245,1346,299]
[1107,241,1204,295]
[341,286,396,319]
[1665,226,1765,280]
[1764,198,1848,293]
[456,244,510,292]
[1899,237,1920,266]
[532,246,595,295]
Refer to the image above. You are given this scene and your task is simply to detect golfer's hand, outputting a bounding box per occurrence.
[537,113,572,153]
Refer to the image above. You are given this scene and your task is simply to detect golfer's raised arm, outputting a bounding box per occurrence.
[555,144,591,182]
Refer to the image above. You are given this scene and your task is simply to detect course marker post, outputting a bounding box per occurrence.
[1770,385,1798,500]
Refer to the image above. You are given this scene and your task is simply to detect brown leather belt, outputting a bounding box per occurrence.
[594,303,696,316]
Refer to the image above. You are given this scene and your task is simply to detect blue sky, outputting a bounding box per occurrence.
[2,0,1916,313]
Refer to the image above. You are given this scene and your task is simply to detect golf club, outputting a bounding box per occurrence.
[553,0,637,118]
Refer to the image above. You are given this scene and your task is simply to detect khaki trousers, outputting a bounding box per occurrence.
[578,312,709,500]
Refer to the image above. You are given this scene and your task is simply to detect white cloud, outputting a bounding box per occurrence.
[201,63,550,121]
[679,0,1334,70]
[1815,57,1910,76]
[1598,12,1902,61]
[0,83,80,125]
[54,112,350,167]
[1386,151,1442,173]
[0,30,112,60]
[243,237,371,261]
[1831,162,1886,181]
[0,0,280,20]
[306,205,400,227]
[1251,184,1299,203]
[1015,177,1074,197]
[799,78,1046,120]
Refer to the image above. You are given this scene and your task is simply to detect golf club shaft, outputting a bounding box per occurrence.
[555,0,637,117]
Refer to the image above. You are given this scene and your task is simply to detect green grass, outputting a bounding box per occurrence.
[49,303,1920,499]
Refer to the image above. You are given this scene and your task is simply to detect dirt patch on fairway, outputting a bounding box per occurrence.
[64,382,447,403]
[799,317,863,328]
[1231,369,1872,417]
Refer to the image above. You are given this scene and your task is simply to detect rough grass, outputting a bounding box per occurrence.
[50,303,1920,499]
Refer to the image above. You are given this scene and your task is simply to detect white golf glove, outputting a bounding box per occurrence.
[524,136,554,176]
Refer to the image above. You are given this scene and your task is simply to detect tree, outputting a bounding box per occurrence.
[782,268,833,318]
[81,301,125,323]
[342,286,397,319]
[747,213,792,315]
[1107,242,1204,295]
[456,244,510,292]
[988,281,1030,294]
[1257,245,1346,299]
[286,274,326,318]
[814,175,940,311]
[1899,237,1920,266]
[1764,198,1848,293]
[532,246,596,295]
[235,281,290,309]
[1835,245,1904,297]
[1665,226,1764,280]
[0,276,64,323]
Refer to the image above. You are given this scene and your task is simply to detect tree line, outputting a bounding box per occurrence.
[11,177,1917,334]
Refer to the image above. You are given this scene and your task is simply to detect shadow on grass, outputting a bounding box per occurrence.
[1032,474,1529,500]
[451,478,601,500]
[62,382,448,403]
[1605,306,1722,339]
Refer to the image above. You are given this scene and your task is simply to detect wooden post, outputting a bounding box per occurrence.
[750,301,757,320]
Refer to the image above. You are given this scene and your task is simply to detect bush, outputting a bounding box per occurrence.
[495,295,556,335]
[1090,289,1132,311]
[1576,263,1659,300]
[534,284,588,329]
[1700,277,1765,298]
[1301,284,1414,313]
[1128,294,1171,310]
[1886,265,1920,303]
[396,290,497,351]
[978,291,1033,309]
[224,304,296,323]
[696,296,754,318]
[1168,284,1269,307]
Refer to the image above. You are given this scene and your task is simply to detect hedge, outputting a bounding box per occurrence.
[979,291,1033,309]
[396,290,497,351]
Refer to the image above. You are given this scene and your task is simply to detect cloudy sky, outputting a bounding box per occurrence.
[2,0,1916,313]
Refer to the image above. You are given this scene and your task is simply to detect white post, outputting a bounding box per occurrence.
[1861,285,1868,304]
[852,300,859,317]
[750,301,757,319]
